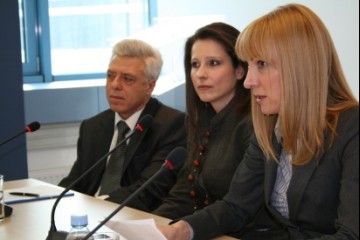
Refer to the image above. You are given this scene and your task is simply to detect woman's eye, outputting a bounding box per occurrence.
[210,59,221,66]
[191,61,200,68]
[209,60,220,66]
[257,60,267,68]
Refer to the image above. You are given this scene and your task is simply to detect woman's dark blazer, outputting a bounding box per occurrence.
[59,98,187,212]
[153,100,253,219]
[183,107,359,240]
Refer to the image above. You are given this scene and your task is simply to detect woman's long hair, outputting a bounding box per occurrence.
[236,4,358,165]
[184,22,250,156]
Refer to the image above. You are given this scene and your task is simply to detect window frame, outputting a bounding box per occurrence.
[21,0,157,84]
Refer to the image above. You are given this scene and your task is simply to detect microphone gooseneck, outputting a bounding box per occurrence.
[0,121,41,147]
[45,115,154,240]
[82,146,188,240]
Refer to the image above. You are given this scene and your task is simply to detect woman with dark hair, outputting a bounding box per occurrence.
[159,4,359,240]
[153,22,252,219]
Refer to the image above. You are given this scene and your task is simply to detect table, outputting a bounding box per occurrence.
[0,178,237,239]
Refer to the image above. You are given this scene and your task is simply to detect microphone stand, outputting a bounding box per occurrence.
[0,121,40,147]
[45,128,140,240]
[82,163,170,240]
[82,146,187,240]
[0,130,26,146]
[45,114,153,240]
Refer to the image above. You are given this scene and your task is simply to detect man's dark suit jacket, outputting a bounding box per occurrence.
[183,107,359,240]
[59,98,187,212]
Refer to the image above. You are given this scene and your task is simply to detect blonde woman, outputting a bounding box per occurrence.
[159,4,359,240]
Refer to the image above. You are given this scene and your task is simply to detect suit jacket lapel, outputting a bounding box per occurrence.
[122,98,160,173]
[287,150,324,221]
[100,113,114,156]
[90,111,115,192]
[264,134,325,227]
[264,136,282,204]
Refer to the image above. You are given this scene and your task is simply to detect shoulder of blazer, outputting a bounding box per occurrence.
[336,107,359,133]
[80,109,115,140]
[141,98,161,118]
[82,109,114,125]
[140,97,184,119]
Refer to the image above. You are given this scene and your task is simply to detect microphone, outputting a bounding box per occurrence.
[0,203,13,218]
[0,121,41,146]
[45,114,154,240]
[83,146,188,240]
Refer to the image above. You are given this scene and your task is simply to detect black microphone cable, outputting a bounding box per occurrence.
[0,121,41,146]
[45,115,154,240]
[82,146,188,240]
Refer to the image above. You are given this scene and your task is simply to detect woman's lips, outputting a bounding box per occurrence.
[197,85,212,90]
[255,95,266,104]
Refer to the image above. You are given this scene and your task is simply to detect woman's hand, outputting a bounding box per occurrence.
[158,220,191,240]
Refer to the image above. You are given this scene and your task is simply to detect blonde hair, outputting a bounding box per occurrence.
[236,4,358,165]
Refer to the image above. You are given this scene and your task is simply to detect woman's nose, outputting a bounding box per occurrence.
[243,69,256,89]
[195,65,208,79]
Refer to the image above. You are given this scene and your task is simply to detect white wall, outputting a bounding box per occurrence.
[157,0,359,99]
[27,0,359,184]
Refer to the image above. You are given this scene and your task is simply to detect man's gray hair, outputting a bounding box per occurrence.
[111,39,163,81]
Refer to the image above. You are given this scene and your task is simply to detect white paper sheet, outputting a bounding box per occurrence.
[105,218,167,240]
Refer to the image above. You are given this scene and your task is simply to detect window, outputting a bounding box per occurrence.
[19,0,39,78]
[20,0,155,83]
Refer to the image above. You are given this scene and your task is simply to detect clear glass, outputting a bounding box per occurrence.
[48,0,150,75]
[93,232,120,239]
[18,0,26,63]
[0,174,4,221]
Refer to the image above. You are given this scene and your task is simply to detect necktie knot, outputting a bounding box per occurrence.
[117,121,129,139]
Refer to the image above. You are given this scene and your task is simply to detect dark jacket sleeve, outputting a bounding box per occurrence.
[152,160,195,219]
[182,133,266,240]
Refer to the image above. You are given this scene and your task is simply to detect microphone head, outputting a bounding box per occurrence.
[26,121,41,133]
[165,147,188,170]
[136,114,154,132]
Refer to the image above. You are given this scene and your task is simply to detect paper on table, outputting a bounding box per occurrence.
[105,218,167,240]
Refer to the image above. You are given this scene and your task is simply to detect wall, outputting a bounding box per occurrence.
[0,1,28,181]
[156,0,359,99]
[26,0,359,184]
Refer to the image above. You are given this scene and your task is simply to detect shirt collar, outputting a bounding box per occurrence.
[114,108,144,132]
[274,118,282,143]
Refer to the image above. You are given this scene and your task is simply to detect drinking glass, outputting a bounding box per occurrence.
[93,232,120,240]
[0,174,5,221]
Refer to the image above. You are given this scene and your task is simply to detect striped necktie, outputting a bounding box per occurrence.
[99,121,129,195]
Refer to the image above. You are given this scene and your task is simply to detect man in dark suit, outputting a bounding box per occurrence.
[59,39,187,212]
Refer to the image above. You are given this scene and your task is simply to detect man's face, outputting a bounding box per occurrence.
[106,56,156,119]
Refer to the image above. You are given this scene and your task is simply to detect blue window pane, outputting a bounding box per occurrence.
[19,0,39,76]
[48,0,150,75]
